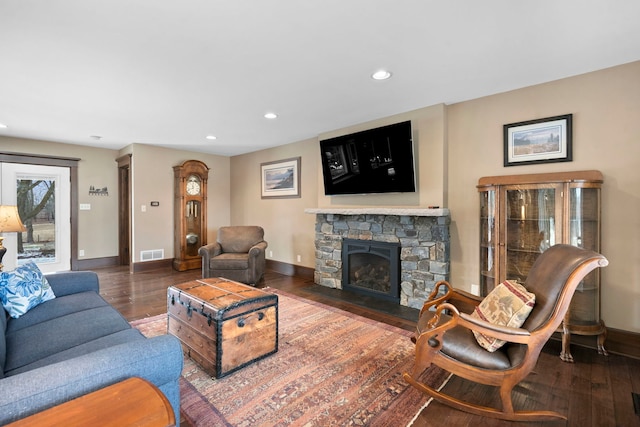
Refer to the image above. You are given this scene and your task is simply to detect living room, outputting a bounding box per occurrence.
[2,60,639,350]
[1,2,639,425]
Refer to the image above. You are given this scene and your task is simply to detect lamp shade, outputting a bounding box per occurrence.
[0,205,27,233]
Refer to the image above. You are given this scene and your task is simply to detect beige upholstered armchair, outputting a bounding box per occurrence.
[198,226,268,285]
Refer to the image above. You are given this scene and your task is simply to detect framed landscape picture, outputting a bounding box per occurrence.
[504,114,572,166]
[260,157,301,199]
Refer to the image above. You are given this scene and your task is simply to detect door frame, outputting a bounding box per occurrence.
[116,154,132,271]
[0,152,79,270]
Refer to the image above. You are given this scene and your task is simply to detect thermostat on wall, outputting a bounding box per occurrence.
[150,201,160,207]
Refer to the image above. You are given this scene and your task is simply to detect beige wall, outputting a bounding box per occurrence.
[447,61,640,332]
[123,143,230,262]
[228,103,447,269]
[230,139,318,267]
[0,137,120,260]
[317,104,447,208]
[0,139,231,264]
[2,61,638,333]
[231,61,640,332]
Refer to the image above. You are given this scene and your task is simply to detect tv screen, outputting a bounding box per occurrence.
[319,121,416,195]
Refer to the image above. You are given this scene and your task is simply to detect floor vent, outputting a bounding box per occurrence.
[140,249,164,262]
[633,392,640,415]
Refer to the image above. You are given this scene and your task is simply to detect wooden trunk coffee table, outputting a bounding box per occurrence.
[167,277,278,378]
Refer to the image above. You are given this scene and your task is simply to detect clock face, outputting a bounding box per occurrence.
[186,175,201,195]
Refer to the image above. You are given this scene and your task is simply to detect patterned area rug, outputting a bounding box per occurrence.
[131,288,450,427]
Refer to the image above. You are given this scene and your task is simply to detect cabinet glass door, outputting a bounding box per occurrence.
[479,189,497,294]
[185,200,202,257]
[567,186,601,325]
[504,186,559,283]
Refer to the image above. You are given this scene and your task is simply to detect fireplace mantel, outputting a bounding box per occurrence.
[304,207,449,217]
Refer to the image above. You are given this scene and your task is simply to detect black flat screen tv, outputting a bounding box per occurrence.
[319,121,416,195]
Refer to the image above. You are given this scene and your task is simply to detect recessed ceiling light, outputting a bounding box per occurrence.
[264,112,278,119]
[0,123,7,129]
[372,70,392,80]
[206,135,217,140]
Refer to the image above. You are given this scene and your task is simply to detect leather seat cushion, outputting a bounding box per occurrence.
[417,311,513,371]
[208,253,249,270]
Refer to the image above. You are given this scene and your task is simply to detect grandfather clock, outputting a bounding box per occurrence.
[173,160,209,271]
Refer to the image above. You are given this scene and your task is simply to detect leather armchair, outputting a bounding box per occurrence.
[198,226,268,285]
[403,244,609,421]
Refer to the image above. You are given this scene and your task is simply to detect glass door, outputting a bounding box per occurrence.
[567,185,601,326]
[1,163,71,272]
[479,188,497,294]
[502,184,561,283]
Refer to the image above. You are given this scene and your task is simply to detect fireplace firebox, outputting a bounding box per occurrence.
[341,238,400,303]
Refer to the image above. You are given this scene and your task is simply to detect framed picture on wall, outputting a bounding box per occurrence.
[260,157,301,199]
[504,114,573,166]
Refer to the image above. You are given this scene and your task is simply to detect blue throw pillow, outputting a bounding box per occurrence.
[0,261,56,318]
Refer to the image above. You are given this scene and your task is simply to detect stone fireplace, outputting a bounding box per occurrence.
[305,208,450,309]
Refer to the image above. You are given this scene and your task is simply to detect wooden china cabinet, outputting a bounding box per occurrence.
[477,170,605,362]
[173,160,209,271]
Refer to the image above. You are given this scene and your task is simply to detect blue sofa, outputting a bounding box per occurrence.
[0,271,183,424]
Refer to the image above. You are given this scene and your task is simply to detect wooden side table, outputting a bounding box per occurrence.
[7,377,175,427]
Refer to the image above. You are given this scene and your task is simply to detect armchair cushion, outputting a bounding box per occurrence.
[470,280,535,352]
[417,310,513,370]
[217,226,264,253]
[209,253,251,270]
[0,262,56,319]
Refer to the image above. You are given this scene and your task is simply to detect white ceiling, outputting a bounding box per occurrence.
[1,1,639,157]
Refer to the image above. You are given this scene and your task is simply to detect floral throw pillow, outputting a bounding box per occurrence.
[0,261,56,318]
[470,280,535,352]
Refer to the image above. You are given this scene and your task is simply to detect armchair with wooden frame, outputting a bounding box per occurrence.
[403,244,608,421]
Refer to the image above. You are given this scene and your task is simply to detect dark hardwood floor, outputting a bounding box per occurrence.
[95,266,640,427]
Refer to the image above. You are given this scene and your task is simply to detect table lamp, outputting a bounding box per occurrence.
[0,205,27,271]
